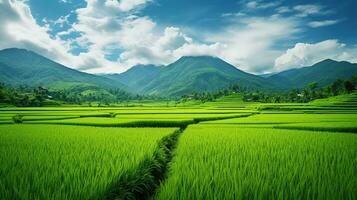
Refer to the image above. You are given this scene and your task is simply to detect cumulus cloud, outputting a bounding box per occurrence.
[205,16,300,73]
[0,0,80,67]
[70,0,227,73]
[105,0,151,12]
[0,0,154,73]
[0,0,349,75]
[173,43,224,58]
[274,40,357,71]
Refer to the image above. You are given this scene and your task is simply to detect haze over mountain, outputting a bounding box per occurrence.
[0,48,126,90]
[1,48,356,96]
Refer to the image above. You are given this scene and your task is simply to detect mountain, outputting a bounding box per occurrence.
[117,56,277,96]
[3,48,356,97]
[268,59,357,88]
[103,64,161,92]
[0,48,126,90]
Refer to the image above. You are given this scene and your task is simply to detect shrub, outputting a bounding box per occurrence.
[12,114,23,124]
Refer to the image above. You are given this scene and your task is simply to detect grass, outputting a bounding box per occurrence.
[154,126,357,200]
[0,125,177,199]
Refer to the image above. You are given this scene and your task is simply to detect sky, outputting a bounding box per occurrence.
[0,0,356,74]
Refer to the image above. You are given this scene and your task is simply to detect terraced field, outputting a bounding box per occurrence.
[0,93,356,199]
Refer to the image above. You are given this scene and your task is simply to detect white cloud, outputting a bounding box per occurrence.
[104,0,151,12]
[0,0,80,68]
[59,0,71,3]
[173,43,224,58]
[246,0,281,10]
[308,19,340,28]
[293,4,331,17]
[276,6,291,14]
[1,0,350,76]
[222,12,246,17]
[43,14,71,29]
[274,40,357,71]
[70,0,228,73]
[0,0,145,73]
[205,16,300,73]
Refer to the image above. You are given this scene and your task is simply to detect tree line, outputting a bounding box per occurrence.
[181,76,357,103]
[0,83,162,107]
[1,76,356,107]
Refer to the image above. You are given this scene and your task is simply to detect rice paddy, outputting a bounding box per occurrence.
[154,126,357,200]
[0,93,356,199]
[0,125,176,199]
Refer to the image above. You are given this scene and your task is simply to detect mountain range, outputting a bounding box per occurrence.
[1,48,356,96]
[0,48,126,90]
[267,59,357,88]
[105,56,280,96]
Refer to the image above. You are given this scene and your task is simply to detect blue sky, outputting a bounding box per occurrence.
[0,0,356,73]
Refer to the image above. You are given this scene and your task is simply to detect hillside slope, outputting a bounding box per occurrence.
[117,56,277,96]
[0,48,126,89]
[103,64,161,92]
[268,59,357,88]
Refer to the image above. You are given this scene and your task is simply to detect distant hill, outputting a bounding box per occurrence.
[0,48,126,90]
[268,59,357,88]
[114,56,277,96]
[103,64,161,92]
[2,48,357,97]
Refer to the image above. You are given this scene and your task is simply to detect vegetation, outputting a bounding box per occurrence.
[0,125,176,199]
[2,49,357,99]
[266,59,357,89]
[0,82,356,199]
[154,126,357,199]
[0,82,160,107]
[243,76,357,103]
[11,114,23,123]
[181,76,357,104]
[0,48,126,89]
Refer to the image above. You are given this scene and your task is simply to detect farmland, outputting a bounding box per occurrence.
[0,125,177,199]
[154,126,357,200]
[0,93,356,199]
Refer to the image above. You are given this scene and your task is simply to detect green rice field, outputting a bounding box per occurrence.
[0,93,356,199]
[154,126,357,200]
[0,125,176,199]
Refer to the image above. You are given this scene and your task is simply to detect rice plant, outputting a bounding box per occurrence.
[0,125,176,199]
[154,126,357,200]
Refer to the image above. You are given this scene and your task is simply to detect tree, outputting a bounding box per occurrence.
[330,79,345,96]
[308,82,318,91]
[344,80,354,93]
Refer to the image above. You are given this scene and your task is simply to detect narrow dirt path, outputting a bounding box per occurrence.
[103,126,187,200]
[102,114,256,200]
